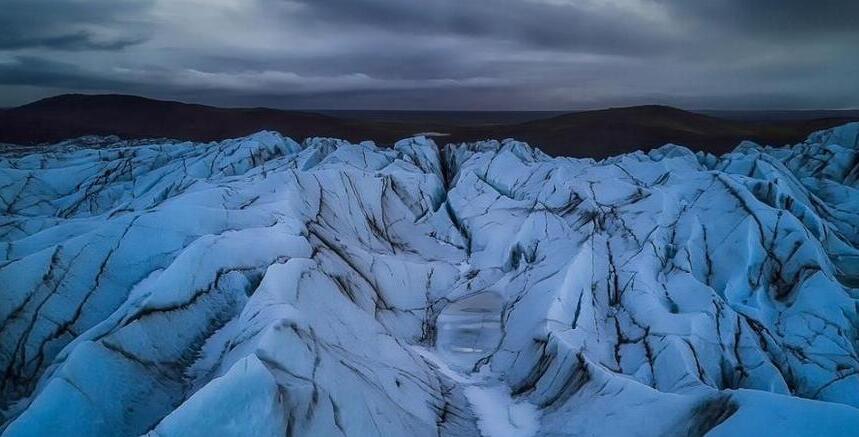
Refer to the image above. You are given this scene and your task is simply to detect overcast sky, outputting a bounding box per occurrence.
[2,0,858,110]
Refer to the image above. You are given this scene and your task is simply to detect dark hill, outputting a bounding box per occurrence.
[0,94,419,146]
[476,105,858,157]
[2,94,856,158]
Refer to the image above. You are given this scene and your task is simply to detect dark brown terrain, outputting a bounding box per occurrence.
[481,105,859,157]
[2,94,857,158]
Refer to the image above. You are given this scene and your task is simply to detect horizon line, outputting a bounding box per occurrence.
[7,93,859,114]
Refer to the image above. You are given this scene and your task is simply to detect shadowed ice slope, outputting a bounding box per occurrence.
[1,123,858,436]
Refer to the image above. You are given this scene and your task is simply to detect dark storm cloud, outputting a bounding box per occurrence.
[0,0,857,109]
[0,0,153,51]
[666,0,859,38]
[0,32,146,52]
[0,56,133,90]
[281,0,676,54]
[0,56,96,87]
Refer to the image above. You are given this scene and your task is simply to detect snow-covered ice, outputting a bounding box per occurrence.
[415,347,539,437]
[1,124,858,436]
[464,384,540,437]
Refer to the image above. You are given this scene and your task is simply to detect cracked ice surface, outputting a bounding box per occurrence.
[1,124,859,436]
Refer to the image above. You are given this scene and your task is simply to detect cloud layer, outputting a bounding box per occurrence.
[2,0,857,109]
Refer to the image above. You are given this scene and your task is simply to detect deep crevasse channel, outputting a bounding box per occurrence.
[424,292,541,437]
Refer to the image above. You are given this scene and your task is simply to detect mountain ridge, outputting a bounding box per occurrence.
[2,94,857,158]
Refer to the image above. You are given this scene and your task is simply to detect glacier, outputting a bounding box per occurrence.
[0,123,858,436]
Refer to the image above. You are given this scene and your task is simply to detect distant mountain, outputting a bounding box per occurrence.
[2,94,857,158]
[701,109,859,122]
[480,105,859,157]
[317,109,567,126]
[0,94,418,146]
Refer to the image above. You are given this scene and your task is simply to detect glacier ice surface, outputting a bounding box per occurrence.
[1,124,859,436]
